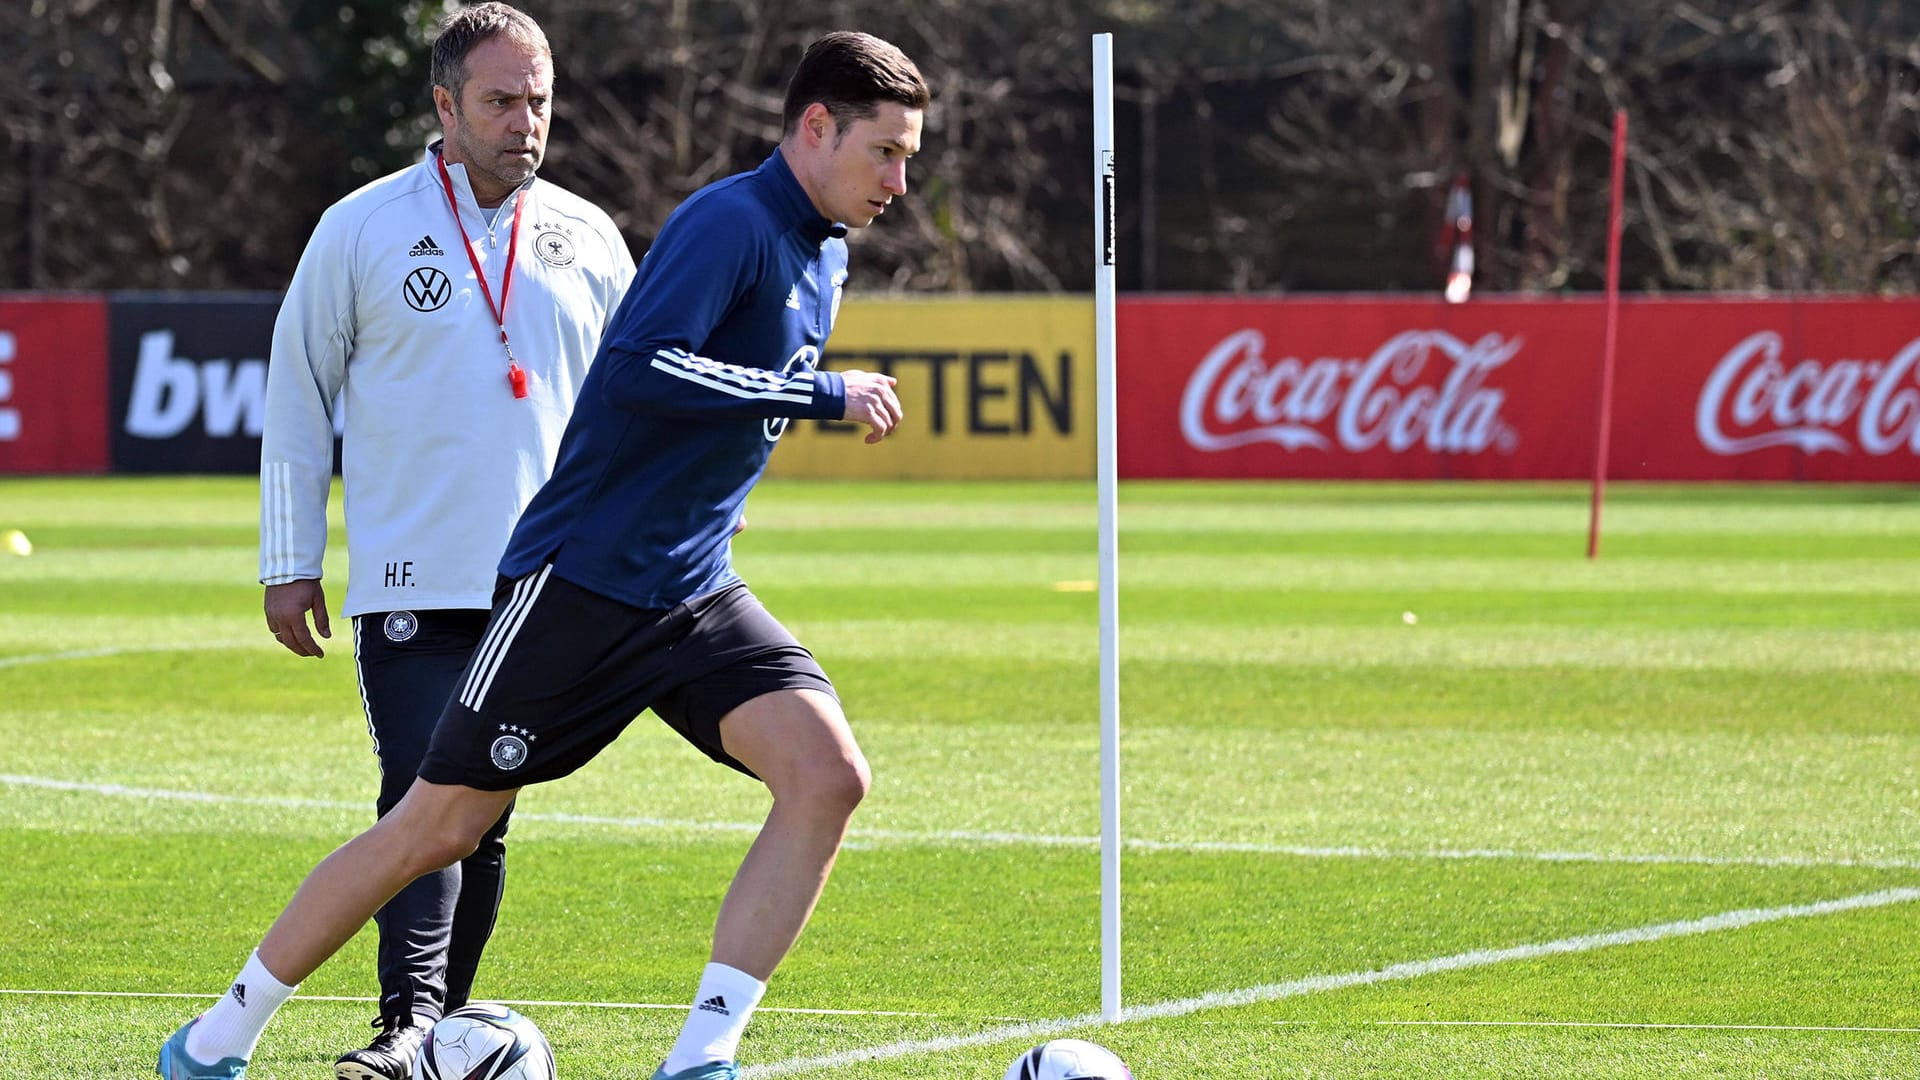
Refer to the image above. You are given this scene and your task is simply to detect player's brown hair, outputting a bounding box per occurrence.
[781,32,930,138]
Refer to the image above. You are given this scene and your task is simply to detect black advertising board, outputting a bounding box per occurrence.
[107,293,338,474]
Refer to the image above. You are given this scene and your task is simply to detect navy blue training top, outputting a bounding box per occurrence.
[499,150,851,608]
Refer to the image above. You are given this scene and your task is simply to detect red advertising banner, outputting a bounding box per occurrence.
[0,296,111,473]
[1119,296,1920,481]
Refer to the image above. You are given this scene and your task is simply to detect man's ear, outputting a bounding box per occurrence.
[801,101,835,148]
[433,85,458,129]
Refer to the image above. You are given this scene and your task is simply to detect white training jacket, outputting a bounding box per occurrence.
[259,143,636,617]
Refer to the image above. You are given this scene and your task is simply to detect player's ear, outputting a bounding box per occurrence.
[802,102,835,148]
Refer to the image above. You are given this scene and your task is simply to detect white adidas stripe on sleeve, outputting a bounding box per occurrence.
[260,461,295,581]
[648,349,817,405]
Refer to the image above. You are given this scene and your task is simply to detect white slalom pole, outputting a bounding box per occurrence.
[1091,31,1122,1025]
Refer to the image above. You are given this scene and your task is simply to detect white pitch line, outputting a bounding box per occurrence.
[741,887,1920,1077]
[3,773,1918,872]
[0,988,933,1018]
[0,774,765,836]
[1355,1020,1920,1034]
[842,827,1920,872]
[0,642,267,670]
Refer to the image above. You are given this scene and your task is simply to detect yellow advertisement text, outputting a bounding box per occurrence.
[766,297,1094,479]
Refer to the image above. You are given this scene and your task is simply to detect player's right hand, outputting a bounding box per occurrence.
[839,369,903,445]
[264,579,331,658]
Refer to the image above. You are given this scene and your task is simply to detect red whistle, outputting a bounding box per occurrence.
[508,362,529,399]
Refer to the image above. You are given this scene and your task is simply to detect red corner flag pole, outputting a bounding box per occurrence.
[1587,109,1628,560]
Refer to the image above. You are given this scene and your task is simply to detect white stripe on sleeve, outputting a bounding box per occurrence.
[647,349,816,405]
[260,462,293,581]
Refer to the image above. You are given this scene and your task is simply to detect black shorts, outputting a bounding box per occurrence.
[417,568,835,790]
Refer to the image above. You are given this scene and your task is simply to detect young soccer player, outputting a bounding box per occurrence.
[158,30,928,1080]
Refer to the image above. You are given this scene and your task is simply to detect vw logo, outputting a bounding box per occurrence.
[403,267,452,311]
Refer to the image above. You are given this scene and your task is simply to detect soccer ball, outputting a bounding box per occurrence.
[413,1003,556,1080]
[1004,1038,1132,1080]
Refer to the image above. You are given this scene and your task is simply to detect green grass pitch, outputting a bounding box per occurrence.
[1,476,1916,1078]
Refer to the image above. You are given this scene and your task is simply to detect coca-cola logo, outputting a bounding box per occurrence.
[1179,329,1518,455]
[1696,331,1920,456]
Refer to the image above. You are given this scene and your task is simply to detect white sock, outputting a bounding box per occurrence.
[660,962,766,1072]
[184,950,299,1062]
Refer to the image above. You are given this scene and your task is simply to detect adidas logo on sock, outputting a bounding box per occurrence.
[409,235,445,257]
[697,994,730,1016]
[230,982,247,1007]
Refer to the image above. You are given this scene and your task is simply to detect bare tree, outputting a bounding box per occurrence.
[546,0,1097,293]
[1228,0,1919,293]
[1615,1,1920,291]
[2,0,440,290]
[6,0,1915,293]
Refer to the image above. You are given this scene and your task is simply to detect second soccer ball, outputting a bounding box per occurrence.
[1004,1038,1132,1080]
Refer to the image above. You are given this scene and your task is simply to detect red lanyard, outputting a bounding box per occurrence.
[436,153,530,399]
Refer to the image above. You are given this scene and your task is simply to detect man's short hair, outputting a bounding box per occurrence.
[431,2,551,102]
[781,32,930,137]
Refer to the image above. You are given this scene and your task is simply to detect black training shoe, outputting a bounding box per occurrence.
[334,1016,430,1080]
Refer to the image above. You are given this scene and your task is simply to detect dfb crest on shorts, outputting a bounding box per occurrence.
[383,611,419,642]
[490,726,533,771]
